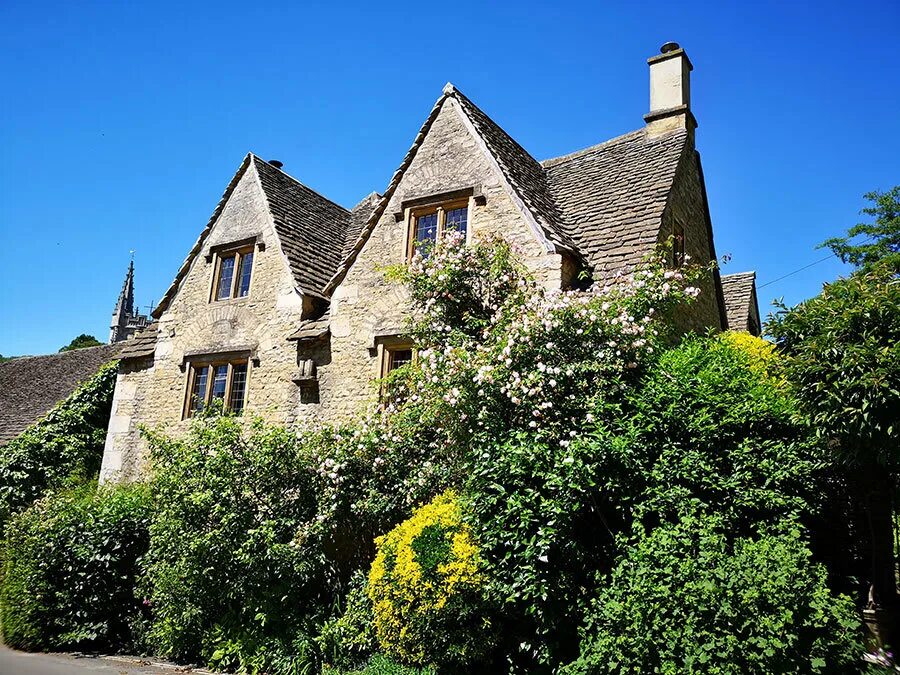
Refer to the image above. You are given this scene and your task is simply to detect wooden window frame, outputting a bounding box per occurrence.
[406,199,470,260]
[379,342,415,402]
[211,245,255,302]
[182,357,251,419]
[672,222,686,269]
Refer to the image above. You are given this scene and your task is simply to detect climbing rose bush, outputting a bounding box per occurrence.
[367,491,493,668]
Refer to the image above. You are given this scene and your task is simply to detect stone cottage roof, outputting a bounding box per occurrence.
[148,83,702,311]
[543,129,689,282]
[153,154,355,318]
[0,344,121,445]
[326,84,689,293]
[721,271,761,333]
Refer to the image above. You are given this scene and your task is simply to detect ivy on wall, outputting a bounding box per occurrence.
[0,360,118,530]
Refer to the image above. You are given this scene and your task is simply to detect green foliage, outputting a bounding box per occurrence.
[768,269,900,465]
[0,354,14,363]
[464,335,824,670]
[318,573,378,671]
[324,654,436,675]
[0,360,118,530]
[141,414,329,673]
[820,186,900,274]
[0,482,151,652]
[562,514,863,675]
[59,334,104,352]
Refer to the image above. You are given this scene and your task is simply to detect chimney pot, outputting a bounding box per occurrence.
[268,159,284,169]
[660,41,680,54]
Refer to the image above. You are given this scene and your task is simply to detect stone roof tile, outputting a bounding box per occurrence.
[117,323,159,361]
[0,344,121,445]
[721,271,760,332]
[252,157,354,295]
[543,128,689,282]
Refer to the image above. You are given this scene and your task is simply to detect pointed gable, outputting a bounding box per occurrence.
[325,84,578,295]
[721,271,761,335]
[153,154,353,318]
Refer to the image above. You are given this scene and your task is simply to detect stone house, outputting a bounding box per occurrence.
[99,43,760,482]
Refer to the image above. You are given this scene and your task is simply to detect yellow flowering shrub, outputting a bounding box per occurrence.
[719,331,779,378]
[367,491,493,668]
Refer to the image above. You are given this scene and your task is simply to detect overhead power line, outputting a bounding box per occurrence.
[756,235,876,290]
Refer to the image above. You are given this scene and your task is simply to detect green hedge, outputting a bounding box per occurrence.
[0,482,151,651]
[562,514,862,674]
[0,361,118,530]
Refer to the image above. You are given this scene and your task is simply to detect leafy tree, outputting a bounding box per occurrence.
[768,269,900,634]
[820,186,900,274]
[59,334,103,351]
[0,354,14,363]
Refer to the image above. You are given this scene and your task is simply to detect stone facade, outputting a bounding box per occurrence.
[298,100,570,424]
[99,43,759,483]
[100,162,305,481]
[660,143,725,334]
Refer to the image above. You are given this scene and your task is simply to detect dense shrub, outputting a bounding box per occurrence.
[0,482,151,651]
[562,514,863,674]
[324,654,436,675]
[367,491,492,669]
[141,413,329,673]
[0,361,117,530]
[318,572,378,671]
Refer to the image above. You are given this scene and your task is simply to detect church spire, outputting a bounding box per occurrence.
[110,256,144,343]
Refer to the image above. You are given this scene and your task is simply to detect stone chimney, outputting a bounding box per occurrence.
[644,42,696,137]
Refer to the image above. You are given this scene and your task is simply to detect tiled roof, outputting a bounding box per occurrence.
[543,129,689,282]
[452,88,577,253]
[154,154,354,317]
[118,323,159,361]
[252,157,354,296]
[150,86,699,308]
[0,344,121,446]
[721,271,759,332]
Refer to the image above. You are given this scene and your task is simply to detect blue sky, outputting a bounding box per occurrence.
[1,0,897,356]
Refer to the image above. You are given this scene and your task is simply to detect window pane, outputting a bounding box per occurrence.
[229,364,247,413]
[211,364,229,401]
[191,366,208,412]
[389,349,413,372]
[216,255,236,300]
[237,252,253,297]
[445,207,468,237]
[414,212,438,255]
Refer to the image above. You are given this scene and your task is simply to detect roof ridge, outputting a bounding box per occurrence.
[449,87,545,172]
[323,87,455,295]
[0,343,119,366]
[250,154,351,215]
[541,129,652,168]
[722,270,757,279]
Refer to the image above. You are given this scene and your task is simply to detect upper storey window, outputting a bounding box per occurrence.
[213,246,254,301]
[408,201,468,259]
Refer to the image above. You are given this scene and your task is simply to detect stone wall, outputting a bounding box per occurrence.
[300,99,567,425]
[100,161,305,481]
[660,145,724,334]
